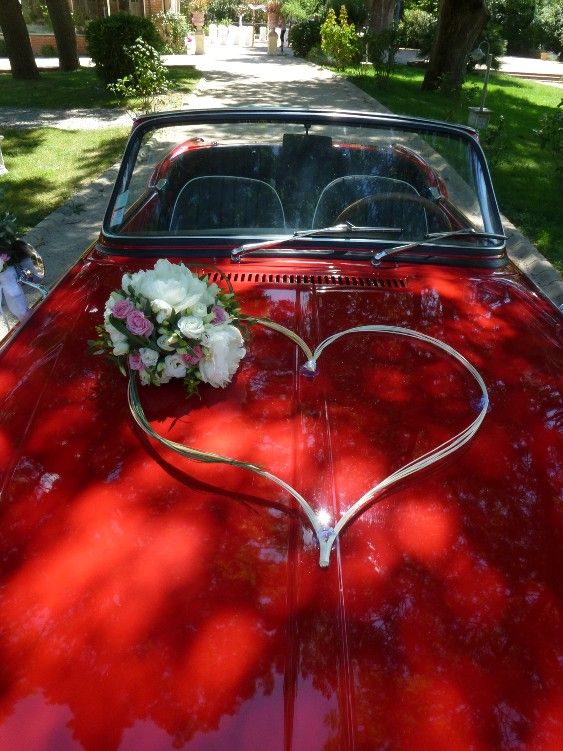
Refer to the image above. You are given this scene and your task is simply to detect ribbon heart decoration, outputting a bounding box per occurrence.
[128,320,489,568]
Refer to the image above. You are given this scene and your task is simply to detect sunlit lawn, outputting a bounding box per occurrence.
[347,66,562,270]
[0,65,201,108]
[1,127,129,234]
[0,65,202,235]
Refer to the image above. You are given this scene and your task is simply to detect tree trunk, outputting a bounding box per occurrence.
[0,0,40,80]
[45,0,80,71]
[422,0,489,92]
[367,0,396,32]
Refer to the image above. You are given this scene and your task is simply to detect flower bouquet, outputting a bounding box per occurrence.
[90,259,247,397]
[0,237,45,326]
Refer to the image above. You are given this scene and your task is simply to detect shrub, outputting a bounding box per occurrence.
[479,115,511,167]
[0,210,17,248]
[488,0,535,55]
[85,12,163,84]
[398,8,437,50]
[532,3,563,54]
[321,6,362,69]
[366,25,400,80]
[153,11,190,53]
[290,18,322,58]
[307,45,329,65]
[108,38,170,114]
[22,1,51,29]
[39,44,57,57]
[467,25,507,72]
[534,99,563,172]
[71,6,88,34]
[205,0,244,24]
[327,0,365,27]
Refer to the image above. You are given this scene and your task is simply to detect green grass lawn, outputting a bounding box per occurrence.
[347,66,562,271]
[0,65,201,109]
[1,127,130,234]
[0,65,202,236]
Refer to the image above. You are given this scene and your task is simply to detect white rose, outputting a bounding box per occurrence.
[112,341,129,356]
[151,299,173,323]
[191,302,208,318]
[105,322,127,345]
[164,354,187,379]
[199,324,245,388]
[139,347,159,368]
[125,260,207,314]
[203,282,220,306]
[157,334,176,351]
[177,315,205,340]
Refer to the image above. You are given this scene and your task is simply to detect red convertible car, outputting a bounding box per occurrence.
[0,109,561,750]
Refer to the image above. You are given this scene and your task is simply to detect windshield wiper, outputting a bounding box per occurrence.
[230,222,402,263]
[370,228,506,266]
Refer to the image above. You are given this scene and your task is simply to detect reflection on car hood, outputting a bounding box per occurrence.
[0,256,561,750]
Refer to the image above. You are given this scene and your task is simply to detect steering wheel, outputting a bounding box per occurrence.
[334,191,452,231]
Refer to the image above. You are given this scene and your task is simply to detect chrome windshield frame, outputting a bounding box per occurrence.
[101,108,505,263]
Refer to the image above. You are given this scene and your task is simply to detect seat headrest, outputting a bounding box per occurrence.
[282,133,333,152]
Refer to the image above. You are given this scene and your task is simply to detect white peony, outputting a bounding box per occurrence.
[139,347,159,368]
[177,315,205,340]
[164,354,187,379]
[199,324,246,388]
[123,260,207,314]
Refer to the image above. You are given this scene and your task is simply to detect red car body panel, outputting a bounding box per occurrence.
[0,252,561,750]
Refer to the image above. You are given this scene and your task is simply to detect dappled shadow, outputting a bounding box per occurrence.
[196,67,381,112]
[347,66,562,266]
[0,107,130,129]
[0,255,561,749]
[76,133,129,176]
[0,68,116,109]
[1,127,128,235]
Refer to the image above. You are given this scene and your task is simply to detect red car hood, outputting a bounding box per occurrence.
[0,255,561,751]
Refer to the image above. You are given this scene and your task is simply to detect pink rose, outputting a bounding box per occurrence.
[211,305,228,324]
[112,298,135,319]
[182,345,203,365]
[128,352,143,370]
[0,253,9,263]
[126,309,154,337]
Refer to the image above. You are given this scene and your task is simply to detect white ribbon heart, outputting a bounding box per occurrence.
[128,320,488,568]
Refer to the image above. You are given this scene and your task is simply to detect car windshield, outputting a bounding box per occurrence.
[104,111,503,255]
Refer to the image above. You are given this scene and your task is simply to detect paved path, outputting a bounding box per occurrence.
[498,54,563,85]
[0,44,561,339]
